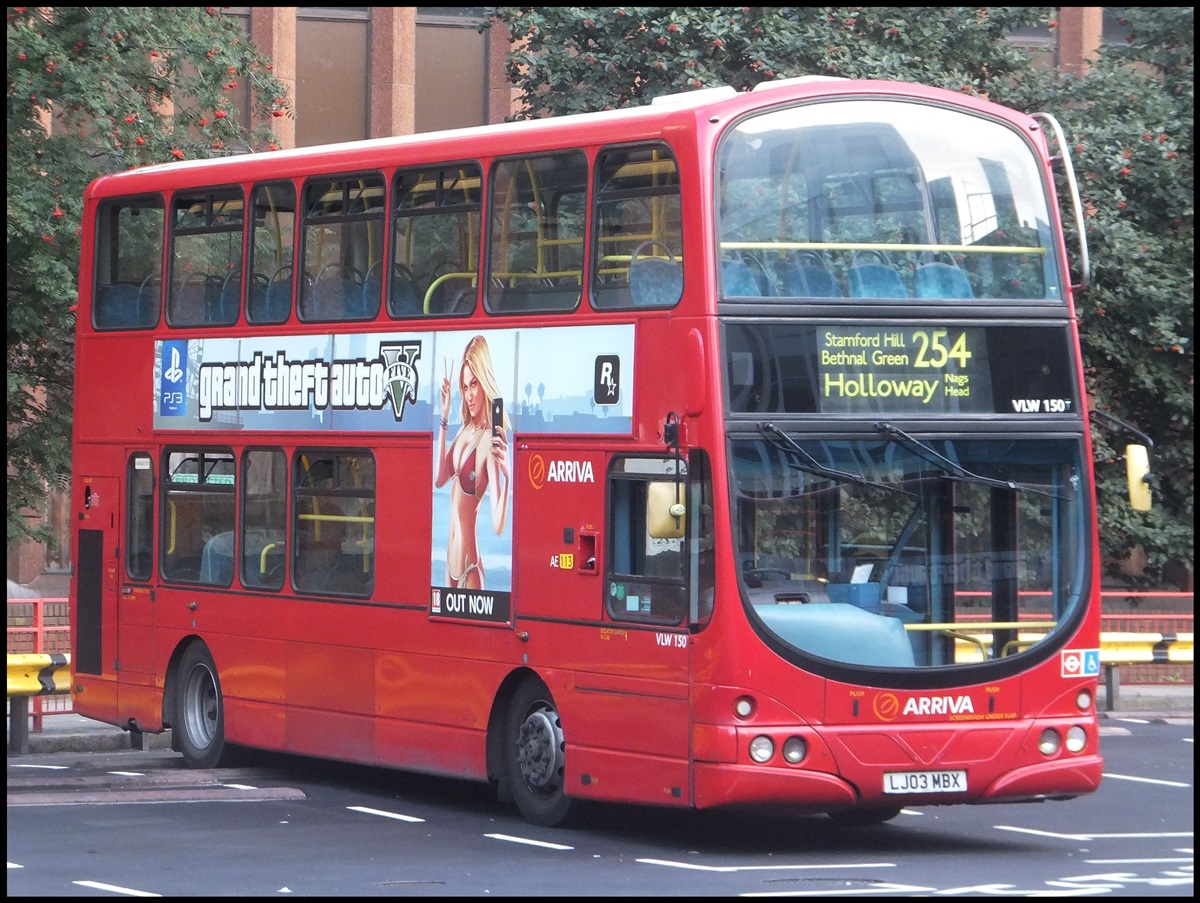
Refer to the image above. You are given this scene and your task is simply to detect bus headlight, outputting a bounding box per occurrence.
[734,696,755,718]
[749,735,774,763]
[1065,725,1087,753]
[1037,728,1061,756]
[1075,688,1093,711]
[782,736,807,764]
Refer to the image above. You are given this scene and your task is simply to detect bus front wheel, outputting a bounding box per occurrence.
[175,642,231,769]
[505,679,576,827]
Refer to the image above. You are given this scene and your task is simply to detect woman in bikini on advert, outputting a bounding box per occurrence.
[434,334,511,589]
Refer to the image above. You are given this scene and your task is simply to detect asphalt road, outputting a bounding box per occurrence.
[7,711,1193,897]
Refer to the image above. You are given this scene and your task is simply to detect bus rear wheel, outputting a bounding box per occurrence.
[505,679,576,827]
[175,642,231,769]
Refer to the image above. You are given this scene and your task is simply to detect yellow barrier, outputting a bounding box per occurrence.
[7,652,72,698]
[942,630,1193,712]
[939,629,1194,668]
[1100,632,1193,666]
[1099,632,1192,712]
[7,653,72,756]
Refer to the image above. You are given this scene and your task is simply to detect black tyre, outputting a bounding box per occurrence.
[827,806,903,826]
[175,642,231,768]
[505,679,576,827]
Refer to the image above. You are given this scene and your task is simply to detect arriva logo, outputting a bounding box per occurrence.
[903,695,975,716]
[528,454,594,490]
[872,692,975,720]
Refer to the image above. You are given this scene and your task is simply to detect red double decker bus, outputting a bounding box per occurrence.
[70,76,1144,827]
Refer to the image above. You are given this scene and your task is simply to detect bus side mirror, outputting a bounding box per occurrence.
[1125,444,1153,512]
[647,481,686,539]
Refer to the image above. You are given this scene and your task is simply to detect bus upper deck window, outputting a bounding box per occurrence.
[715,100,1063,303]
[592,144,684,309]
[93,197,165,330]
[486,152,587,314]
[298,174,386,323]
[247,182,297,325]
[392,164,482,318]
[168,188,246,328]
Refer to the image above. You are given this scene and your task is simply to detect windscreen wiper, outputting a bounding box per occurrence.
[760,423,912,495]
[874,422,1068,499]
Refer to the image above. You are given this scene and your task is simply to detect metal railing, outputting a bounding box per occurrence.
[6,596,73,731]
[6,592,1192,746]
[7,652,71,754]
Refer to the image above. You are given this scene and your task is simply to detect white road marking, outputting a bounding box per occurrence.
[637,858,894,872]
[996,826,1193,841]
[346,805,424,823]
[485,833,573,850]
[73,880,161,896]
[1101,772,1191,787]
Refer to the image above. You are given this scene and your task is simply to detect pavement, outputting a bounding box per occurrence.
[8,684,1191,758]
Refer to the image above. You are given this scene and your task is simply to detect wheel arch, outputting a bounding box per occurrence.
[161,634,206,732]
[485,666,541,787]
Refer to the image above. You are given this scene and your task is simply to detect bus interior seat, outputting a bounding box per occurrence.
[628,242,683,306]
[490,281,579,313]
[136,277,161,325]
[442,285,475,315]
[309,274,359,320]
[215,274,241,323]
[722,257,766,297]
[848,251,908,298]
[754,602,916,667]
[260,275,292,322]
[95,283,141,327]
[915,260,974,299]
[199,531,235,585]
[243,533,285,587]
[246,274,270,321]
[201,275,230,324]
[386,266,421,317]
[354,273,379,319]
[779,251,842,298]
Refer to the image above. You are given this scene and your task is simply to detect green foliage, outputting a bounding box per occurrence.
[491,7,1048,116]
[488,6,1193,584]
[1004,8,1194,585]
[6,7,292,550]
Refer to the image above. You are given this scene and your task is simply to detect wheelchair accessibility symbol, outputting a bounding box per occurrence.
[1061,648,1100,678]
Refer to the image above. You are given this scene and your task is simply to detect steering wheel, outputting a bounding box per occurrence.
[744,567,791,582]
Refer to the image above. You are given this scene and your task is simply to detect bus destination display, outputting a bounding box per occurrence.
[724,322,1078,416]
[819,325,991,413]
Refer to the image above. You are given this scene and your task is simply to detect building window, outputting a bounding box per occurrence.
[296,10,370,146]
[416,11,488,132]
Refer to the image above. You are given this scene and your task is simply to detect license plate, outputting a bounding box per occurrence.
[883,769,967,794]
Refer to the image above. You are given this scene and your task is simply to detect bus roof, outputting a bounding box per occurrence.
[86,77,1032,199]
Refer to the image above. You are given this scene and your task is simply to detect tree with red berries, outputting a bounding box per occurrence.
[7,7,291,548]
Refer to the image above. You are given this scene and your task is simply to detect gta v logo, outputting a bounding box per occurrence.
[380,342,422,420]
